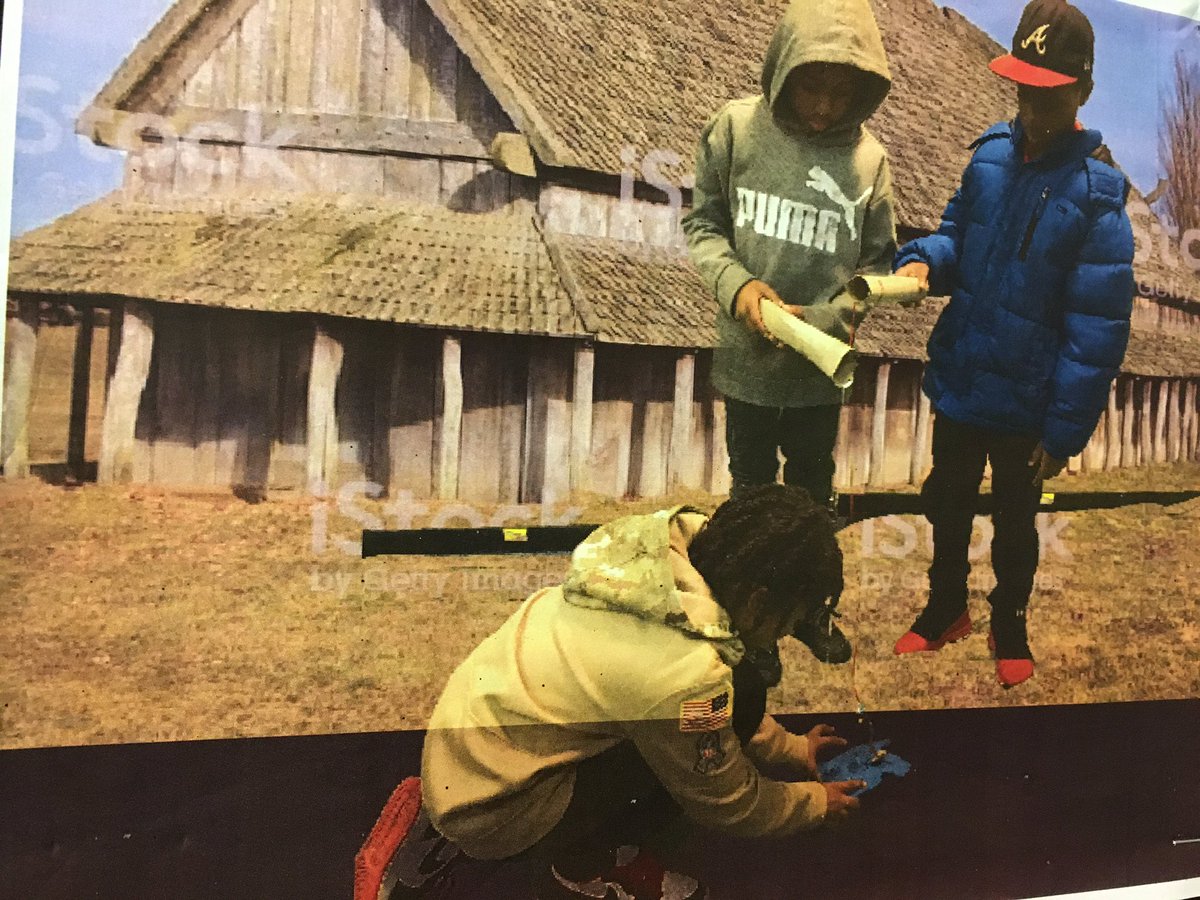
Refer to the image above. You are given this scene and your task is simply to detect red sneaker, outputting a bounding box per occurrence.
[354,777,461,900]
[989,630,1035,687]
[893,611,972,655]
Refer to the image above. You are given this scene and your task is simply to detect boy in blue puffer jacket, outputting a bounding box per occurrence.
[891,0,1134,687]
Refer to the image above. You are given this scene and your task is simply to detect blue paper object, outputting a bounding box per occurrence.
[818,740,910,795]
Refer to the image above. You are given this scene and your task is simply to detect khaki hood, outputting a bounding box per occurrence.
[561,507,745,666]
[761,0,892,140]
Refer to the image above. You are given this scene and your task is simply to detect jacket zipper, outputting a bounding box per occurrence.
[1019,186,1052,261]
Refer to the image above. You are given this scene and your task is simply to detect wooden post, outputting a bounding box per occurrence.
[1,299,40,478]
[1191,381,1200,461]
[1181,381,1196,462]
[1140,379,1153,467]
[1103,381,1120,471]
[435,335,463,501]
[669,351,696,490]
[1166,380,1182,462]
[67,307,96,480]
[1121,378,1135,469]
[98,301,155,484]
[1154,379,1169,464]
[306,322,344,494]
[868,361,890,487]
[570,342,594,495]
[710,396,730,496]
[911,378,931,486]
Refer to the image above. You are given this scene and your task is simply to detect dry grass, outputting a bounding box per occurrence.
[1,463,1198,750]
[3,321,1197,748]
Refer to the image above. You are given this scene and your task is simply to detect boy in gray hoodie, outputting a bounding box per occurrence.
[682,0,898,668]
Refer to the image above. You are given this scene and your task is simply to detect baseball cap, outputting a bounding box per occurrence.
[989,0,1094,88]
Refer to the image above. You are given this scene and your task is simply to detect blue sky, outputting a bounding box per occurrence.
[6,0,1200,235]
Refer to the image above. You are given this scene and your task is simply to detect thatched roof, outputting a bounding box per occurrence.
[7,195,584,338]
[14,0,1193,369]
[10,194,1200,375]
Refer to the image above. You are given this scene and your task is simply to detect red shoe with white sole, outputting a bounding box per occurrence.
[894,610,972,655]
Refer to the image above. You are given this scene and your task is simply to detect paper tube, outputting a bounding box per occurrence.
[761,301,858,389]
[847,274,926,307]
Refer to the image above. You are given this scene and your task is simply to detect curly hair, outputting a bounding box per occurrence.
[688,484,844,623]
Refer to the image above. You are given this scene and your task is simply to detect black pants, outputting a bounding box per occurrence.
[517,659,768,873]
[725,397,841,506]
[916,415,1042,650]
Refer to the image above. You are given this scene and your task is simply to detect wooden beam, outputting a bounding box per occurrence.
[668,351,696,490]
[1166,380,1182,463]
[1104,381,1120,471]
[911,375,931,485]
[81,105,495,161]
[98,301,155,484]
[306,322,344,494]
[570,343,594,495]
[1154,379,1169,464]
[1185,381,1195,465]
[67,308,96,480]
[868,361,891,487]
[436,334,463,500]
[1121,378,1135,469]
[1,300,40,478]
[1140,379,1153,467]
[710,395,730,495]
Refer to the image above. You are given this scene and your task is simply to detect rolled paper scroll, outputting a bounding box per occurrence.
[761,301,858,389]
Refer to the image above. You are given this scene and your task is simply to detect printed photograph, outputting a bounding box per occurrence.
[1,0,1198,898]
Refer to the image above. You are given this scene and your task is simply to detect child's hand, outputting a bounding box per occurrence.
[894,261,931,293]
[734,280,803,346]
[823,781,866,819]
[803,724,848,779]
[1028,443,1066,485]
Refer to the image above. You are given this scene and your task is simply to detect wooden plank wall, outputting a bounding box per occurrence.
[458,333,527,503]
[131,0,527,208]
[114,310,1200,498]
[179,0,510,126]
[128,307,308,490]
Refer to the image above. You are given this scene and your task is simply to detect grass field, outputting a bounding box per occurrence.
[1,325,1197,749]
[2,465,1198,750]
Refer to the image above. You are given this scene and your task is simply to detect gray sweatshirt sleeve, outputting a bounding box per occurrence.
[682,110,758,318]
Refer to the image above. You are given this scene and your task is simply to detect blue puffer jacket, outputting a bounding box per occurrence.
[896,120,1134,461]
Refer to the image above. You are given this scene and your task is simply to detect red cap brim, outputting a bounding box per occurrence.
[989,54,1077,88]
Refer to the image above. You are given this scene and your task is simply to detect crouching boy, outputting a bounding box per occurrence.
[419,486,862,899]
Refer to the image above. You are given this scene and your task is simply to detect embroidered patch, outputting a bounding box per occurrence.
[694,732,726,774]
[679,690,731,733]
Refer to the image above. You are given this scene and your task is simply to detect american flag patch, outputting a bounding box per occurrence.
[679,691,732,733]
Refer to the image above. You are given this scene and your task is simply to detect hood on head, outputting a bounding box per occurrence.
[761,0,892,139]
[561,507,744,665]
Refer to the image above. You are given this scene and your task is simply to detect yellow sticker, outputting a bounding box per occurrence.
[503,528,529,543]
[1040,492,1055,505]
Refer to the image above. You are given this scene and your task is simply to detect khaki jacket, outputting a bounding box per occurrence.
[421,507,827,860]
